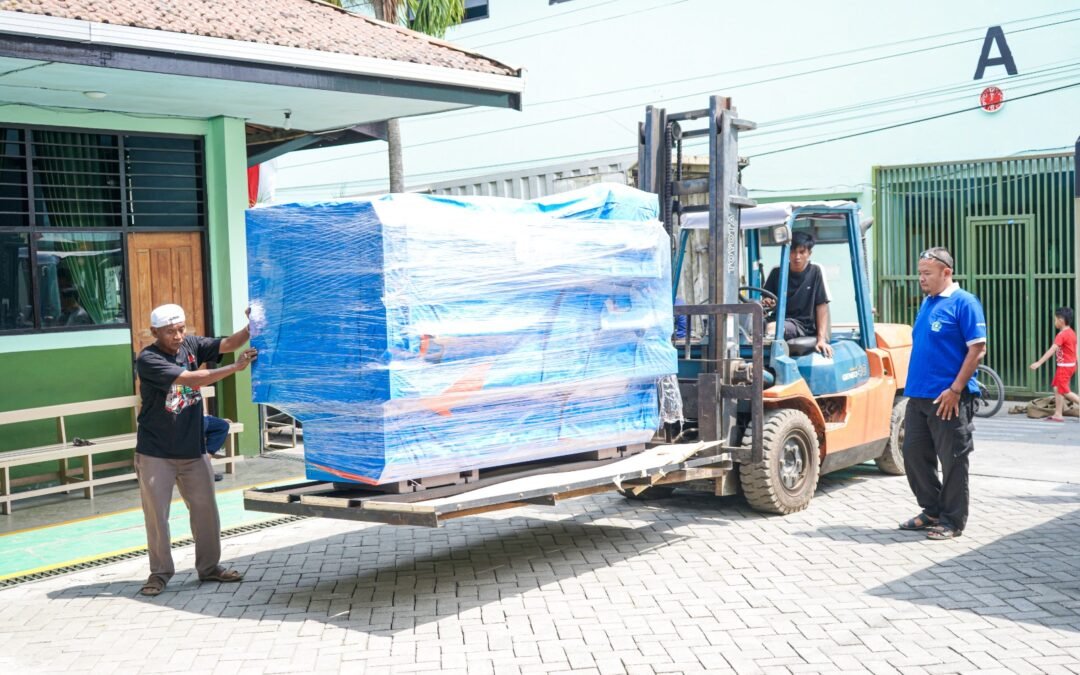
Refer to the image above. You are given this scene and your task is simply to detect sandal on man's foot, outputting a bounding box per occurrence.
[139,576,167,597]
[199,567,244,583]
[926,525,962,540]
[899,512,939,530]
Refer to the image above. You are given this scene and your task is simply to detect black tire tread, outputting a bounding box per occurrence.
[875,397,908,475]
[738,408,820,515]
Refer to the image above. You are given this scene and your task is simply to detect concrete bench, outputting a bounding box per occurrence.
[0,386,242,515]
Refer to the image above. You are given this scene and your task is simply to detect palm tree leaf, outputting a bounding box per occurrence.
[406,0,464,38]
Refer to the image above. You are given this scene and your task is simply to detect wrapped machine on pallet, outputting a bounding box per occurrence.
[246,184,679,485]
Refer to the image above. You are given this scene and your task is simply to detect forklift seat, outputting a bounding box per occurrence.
[786,336,820,356]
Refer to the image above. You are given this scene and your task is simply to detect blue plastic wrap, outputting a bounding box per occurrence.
[247,183,678,485]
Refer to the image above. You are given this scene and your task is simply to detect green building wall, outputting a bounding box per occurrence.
[0,107,260,475]
[0,345,134,480]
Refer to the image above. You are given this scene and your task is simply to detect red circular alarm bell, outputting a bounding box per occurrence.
[980,86,1004,113]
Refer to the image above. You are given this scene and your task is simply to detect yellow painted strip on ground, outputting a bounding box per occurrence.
[0,506,144,538]
[0,507,295,582]
[0,476,305,539]
[0,544,149,582]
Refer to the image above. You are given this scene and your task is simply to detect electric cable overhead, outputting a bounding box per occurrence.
[460,0,671,41]
[754,59,1080,130]
[419,8,1080,117]
[676,71,1080,155]
[734,66,1080,147]
[279,62,1080,178]
[468,0,691,48]
[279,80,1080,195]
[278,15,1080,171]
[750,80,1080,158]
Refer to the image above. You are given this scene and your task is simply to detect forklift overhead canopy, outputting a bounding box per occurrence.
[679,201,869,246]
[679,201,857,231]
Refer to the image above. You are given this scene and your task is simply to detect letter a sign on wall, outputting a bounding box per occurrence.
[973,26,1018,80]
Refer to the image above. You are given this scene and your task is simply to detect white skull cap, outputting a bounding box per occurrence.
[150,304,185,328]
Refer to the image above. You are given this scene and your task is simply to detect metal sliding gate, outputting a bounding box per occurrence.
[874,153,1076,397]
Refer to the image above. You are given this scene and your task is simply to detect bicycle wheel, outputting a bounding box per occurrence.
[974,364,1004,418]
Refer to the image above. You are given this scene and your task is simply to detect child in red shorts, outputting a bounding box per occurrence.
[1030,307,1078,422]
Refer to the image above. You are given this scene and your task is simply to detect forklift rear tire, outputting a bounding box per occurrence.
[739,409,820,515]
[875,397,908,476]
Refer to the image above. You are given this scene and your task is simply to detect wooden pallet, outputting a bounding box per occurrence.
[245,441,726,527]
[329,444,647,495]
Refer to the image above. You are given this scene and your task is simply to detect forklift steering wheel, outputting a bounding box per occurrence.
[738,285,778,305]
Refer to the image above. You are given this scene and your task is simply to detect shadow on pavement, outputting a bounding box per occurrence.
[45,465,902,635]
[792,524,918,546]
[864,508,1080,632]
[48,507,697,635]
[1009,482,1080,505]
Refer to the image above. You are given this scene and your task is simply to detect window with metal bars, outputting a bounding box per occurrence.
[0,126,206,333]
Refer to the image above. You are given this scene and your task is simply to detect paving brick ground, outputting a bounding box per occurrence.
[3,453,1080,675]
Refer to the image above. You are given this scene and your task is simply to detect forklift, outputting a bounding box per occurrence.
[633,95,913,513]
[244,96,913,525]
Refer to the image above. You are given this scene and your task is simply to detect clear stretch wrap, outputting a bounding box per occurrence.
[246,183,679,485]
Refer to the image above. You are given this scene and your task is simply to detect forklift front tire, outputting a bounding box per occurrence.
[739,409,820,515]
[875,397,908,476]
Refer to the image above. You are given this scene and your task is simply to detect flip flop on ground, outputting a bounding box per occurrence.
[899,512,939,530]
[139,576,167,597]
[199,567,244,583]
[926,525,962,540]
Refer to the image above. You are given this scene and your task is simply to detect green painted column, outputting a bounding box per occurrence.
[205,117,259,455]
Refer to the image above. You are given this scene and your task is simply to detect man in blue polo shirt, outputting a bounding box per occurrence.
[898,247,986,540]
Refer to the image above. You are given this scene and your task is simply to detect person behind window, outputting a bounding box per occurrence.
[761,231,833,358]
[58,287,93,326]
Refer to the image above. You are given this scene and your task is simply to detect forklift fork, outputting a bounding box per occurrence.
[674,302,764,464]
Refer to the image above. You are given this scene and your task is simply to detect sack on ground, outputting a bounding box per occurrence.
[1011,396,1080,418]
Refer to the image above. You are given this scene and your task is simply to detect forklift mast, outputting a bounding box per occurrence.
[638,96,763,462]
[243,97,901,525]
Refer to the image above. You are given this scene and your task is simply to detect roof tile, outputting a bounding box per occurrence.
[0,0,516,76]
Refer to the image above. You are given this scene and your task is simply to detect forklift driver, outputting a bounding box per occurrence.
[761,231,834,358]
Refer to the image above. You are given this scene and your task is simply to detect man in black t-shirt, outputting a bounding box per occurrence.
[135,303,257,597]
[763,231,834,358]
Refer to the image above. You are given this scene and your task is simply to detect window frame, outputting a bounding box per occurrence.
[0,123,208,336]
[463,0,489,23]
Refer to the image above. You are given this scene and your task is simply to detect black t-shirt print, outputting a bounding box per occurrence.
[764,263,830,336]
[136,335,222,459]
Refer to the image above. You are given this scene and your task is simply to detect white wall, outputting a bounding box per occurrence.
[275,0,1080,202]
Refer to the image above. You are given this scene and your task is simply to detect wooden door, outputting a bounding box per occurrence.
[127,232,206,356]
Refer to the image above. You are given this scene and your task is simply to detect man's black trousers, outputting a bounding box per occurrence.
[902,395,975,532]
